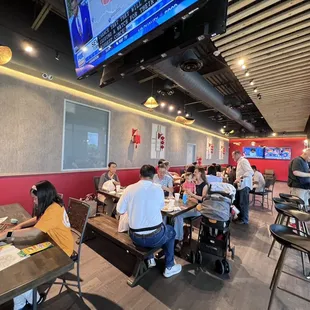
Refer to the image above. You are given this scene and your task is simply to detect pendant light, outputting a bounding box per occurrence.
[144,78,159,109]
[0,46,12,65]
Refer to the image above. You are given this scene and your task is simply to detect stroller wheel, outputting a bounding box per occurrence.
[189,250,196,264]
[222,259,231,274]
[215,260,225,275]
[196,250,203,265]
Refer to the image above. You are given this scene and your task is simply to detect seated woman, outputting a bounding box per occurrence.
[0,181,74,310]
[98,161,121,216]
[174,167,208,251]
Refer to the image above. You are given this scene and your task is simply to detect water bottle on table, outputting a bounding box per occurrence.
[183,193,188,204]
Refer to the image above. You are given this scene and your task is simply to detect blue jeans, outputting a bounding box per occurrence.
[238,187,250,224]
[129,224,176,268]
[173,210,201,240]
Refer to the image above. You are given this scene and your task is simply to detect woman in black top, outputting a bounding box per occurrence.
[174,168,208,250]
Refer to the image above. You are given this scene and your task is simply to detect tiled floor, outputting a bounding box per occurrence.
[3,182,310,310]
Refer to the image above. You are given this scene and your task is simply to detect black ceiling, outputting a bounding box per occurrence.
[0,0,272,137]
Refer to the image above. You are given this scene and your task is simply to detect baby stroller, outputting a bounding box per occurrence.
[189,184,235,274]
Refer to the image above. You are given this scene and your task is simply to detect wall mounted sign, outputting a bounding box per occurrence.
[151,124,166,159]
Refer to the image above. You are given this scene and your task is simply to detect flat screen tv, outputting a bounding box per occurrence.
[264,147,292,160]
[243,147,265,159]
[64,0,204,78]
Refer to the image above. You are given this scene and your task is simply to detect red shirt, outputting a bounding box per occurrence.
[182,181,196,193]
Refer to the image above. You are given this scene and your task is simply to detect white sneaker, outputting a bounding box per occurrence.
[147,258,156,268]
[163,264,182,278]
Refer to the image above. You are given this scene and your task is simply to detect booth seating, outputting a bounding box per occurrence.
[87,215,161,287]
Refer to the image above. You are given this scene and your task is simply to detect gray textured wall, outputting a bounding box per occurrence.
[0,72,229,175]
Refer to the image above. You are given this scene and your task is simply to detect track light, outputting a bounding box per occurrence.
[250,80,254,85]
[185,112,189,117]
[257,93,262,100]
[160,102,166,107]
[168,105,174,111]
[55,51,60,61]
[245,70,250,77]
[254,88,258,93]
[177,108,182,114]
[241,64,246,70]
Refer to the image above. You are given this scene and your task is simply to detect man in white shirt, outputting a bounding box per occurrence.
[251,165,266,193]
[232,150,254,225]
[116,165,182,278]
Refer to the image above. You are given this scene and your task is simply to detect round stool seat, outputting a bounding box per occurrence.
[279,193,304,205]
[270,224,310,253]
[274,203,299,215]
[273,197,286,204]
[282,209,310,223]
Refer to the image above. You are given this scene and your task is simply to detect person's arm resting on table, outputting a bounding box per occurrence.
[0,227,45,244]
[12,216,38,230]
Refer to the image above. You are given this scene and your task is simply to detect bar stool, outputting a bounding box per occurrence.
[268,204,308,257]
[279,193,305,210]
[267,224,310,310]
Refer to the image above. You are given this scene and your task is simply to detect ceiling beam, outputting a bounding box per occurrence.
[31,2,51,31]
[138,74,158,84]
[220,10,310,54]
[213,0,305,43]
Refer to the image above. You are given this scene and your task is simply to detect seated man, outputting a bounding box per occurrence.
[98,161,120,216]
[252,165,265,192]
[116,165,182,278]
[153,164,174,197]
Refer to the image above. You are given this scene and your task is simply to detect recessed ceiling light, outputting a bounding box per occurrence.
[238,59,245,66]
[254,88,258,93]
[241,64,246,70]
[223,125,226,128]
[245,70,250,77]
[185,113,189,117]
[250,80,254,85]
[177,109,182,114]
[169,105,174,111]
[160,102,166,107]
[272,132,277,137]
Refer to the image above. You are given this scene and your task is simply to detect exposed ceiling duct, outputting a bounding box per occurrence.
[151,51,256,133]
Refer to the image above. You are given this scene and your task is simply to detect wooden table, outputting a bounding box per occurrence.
[0,203,74,309]
[97,188,124,201]
[161,199,198,219]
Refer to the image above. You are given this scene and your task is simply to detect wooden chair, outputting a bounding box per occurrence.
[53,198,91,297]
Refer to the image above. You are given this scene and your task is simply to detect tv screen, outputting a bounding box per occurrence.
[243,147,264,159]
[264,147,292,160]
[65,0,201,78]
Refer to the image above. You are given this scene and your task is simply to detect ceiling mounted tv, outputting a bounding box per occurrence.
[64,0,208,78]
[243,147,264,159]
[265,147,292,160]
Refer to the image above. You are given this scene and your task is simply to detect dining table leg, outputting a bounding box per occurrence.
[32,288,38,310]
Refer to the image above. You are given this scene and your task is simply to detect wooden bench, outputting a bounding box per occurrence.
[87,215,160,287]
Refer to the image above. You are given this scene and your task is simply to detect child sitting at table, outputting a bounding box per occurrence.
[181,172,196,195]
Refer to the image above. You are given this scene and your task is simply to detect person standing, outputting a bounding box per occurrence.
[288,148,310,210]
[232,150,254,225]
[116,165,182,278]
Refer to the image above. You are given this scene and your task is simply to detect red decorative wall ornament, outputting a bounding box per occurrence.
[197,156,202,166]
[131,129,141,148]
[158,132,165,150]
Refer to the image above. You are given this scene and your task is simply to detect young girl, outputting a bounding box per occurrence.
[182,172,196,195]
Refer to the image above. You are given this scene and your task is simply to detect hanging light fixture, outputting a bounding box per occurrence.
[175,115,195,125]
[144,78,159,109]
[0,46,12,65]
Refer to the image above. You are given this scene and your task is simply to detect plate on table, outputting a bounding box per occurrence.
[162,207,174,213]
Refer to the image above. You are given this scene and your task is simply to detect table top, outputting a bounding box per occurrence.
[0,203,31,224]
[0,204,74,305]
[161,199,197,219]
[97,188,124,200]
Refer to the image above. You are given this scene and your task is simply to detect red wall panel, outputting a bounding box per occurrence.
[0,167,184,214]
[229,137,306,182]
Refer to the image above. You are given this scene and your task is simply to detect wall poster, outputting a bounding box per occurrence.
[206,137,214,160]
[151,124,166,159]
[219,140,225,160]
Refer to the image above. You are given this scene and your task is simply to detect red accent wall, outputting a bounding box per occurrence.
[229,137,306,182]
[0,167,184,214]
